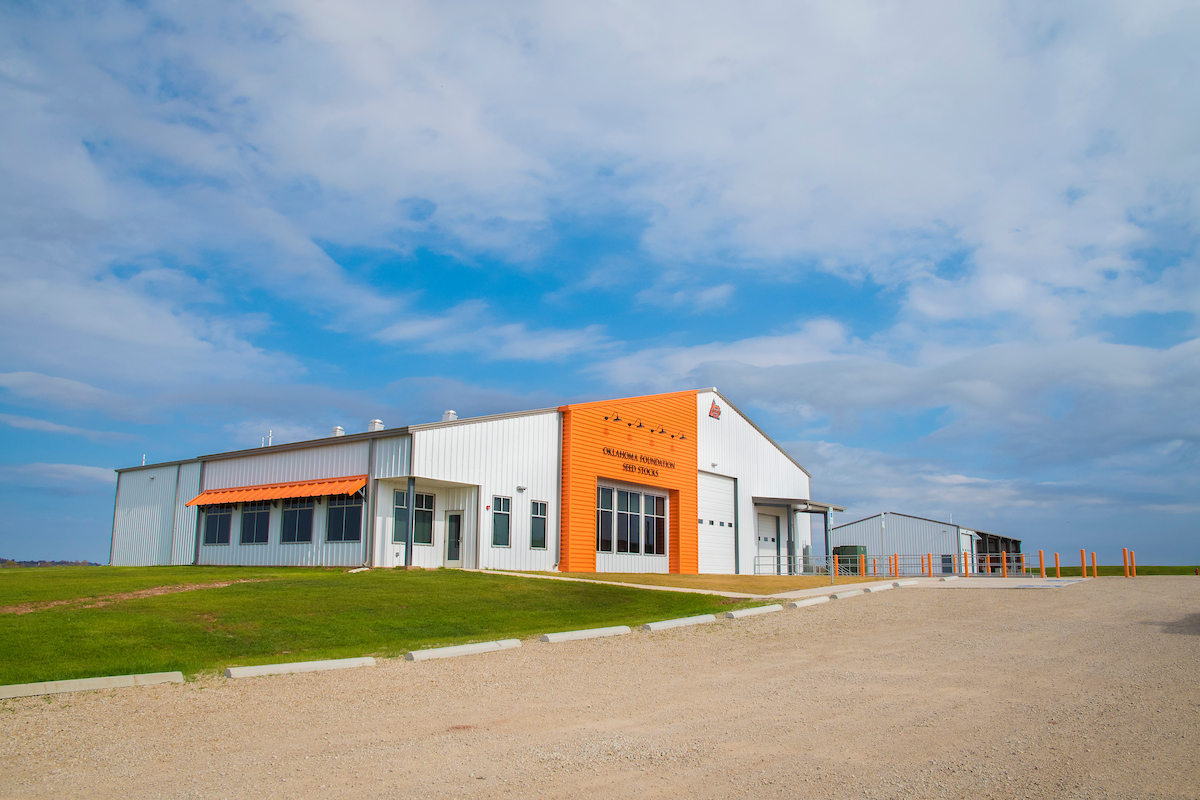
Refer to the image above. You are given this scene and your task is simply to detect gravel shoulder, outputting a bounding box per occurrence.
[2,577,1197,799]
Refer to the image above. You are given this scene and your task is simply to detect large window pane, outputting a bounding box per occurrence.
[240,502,270,544]
[282,498,314,543]
[204,505,232,545]
[326,494,362,542]
[393,490,409,544]
[493,496,511,547]
[531,501,547,549]
[413,493,434,544]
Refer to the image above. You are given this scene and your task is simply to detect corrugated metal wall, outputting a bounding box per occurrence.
[696,391,811,574]
[170,461,202,565]
[832,512,961,557]
[202,439,370,490]
[111,464,187,566]
[372,435,411,479]
[196,500,367,567]
[412,413,560,572]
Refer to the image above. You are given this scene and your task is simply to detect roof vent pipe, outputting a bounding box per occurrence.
[367,419,384,432]
[442,410,458,422]
[331,426,345,437]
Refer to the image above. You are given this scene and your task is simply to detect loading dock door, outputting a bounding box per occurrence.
[697,472,736,574]
[757,513,780,575]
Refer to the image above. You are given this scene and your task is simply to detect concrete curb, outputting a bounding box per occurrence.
[225,657,375,679]
[894,580,918,587]
[863,585,892,593]
[725,604,783,619]
[540,626,631,643]
[406,640,521,661]
[830,589,863,599]
[788,596,831,609]
[939,576,959,582]
[642,615,716,631]
[0,671,184,699]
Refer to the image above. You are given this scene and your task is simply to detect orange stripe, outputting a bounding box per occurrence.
[185,475,367,506]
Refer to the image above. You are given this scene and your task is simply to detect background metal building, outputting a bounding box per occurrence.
[831,512,1020,574]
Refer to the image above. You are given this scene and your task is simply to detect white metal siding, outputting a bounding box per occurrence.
[372,435,412,479]
[410,412,560,572]
[170,461,202,565]
[111,465,181,566]
[202,440,370,491]
[196,499,367,567]
[696,391,810,574]
[831,512,961,557]
[697,472,736,574]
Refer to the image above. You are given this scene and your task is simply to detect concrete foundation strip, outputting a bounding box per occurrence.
[642,614,717,631]
[225,657,375,679]
[406,640,521,661]
[788,596,831,609]
[725,604,783,619]
[540,625,631,643]
[0,671,184,700]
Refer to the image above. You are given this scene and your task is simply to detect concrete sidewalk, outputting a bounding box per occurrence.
[473,569,1088,599]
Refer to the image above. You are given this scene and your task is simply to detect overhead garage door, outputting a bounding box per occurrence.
[698,472,736,574]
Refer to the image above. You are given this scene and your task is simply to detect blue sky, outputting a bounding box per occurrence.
[1,1,1197,564]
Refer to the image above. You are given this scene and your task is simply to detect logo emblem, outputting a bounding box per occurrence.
[708,400,721,419]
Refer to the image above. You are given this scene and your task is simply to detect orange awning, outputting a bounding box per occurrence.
[185,475,368,507]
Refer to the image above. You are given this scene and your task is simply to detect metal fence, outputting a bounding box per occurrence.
[753,551,1030,577]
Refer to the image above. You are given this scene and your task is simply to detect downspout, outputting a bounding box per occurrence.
[192,460,207,566]
[786,505,795,576]
[732,477,740,575]
[825,509,833,585]
[404,476,416,567]
[364,438,377,568]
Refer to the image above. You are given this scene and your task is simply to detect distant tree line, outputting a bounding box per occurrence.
[0,558,102,568]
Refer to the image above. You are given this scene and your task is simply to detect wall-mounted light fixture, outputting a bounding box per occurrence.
[635,419,644,428]
[603,411,622,422]
[517,486,527,492]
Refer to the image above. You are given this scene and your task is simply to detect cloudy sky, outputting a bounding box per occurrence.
[1,0,1197,564]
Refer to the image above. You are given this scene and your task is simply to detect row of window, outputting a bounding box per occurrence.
[391,492,551,550]
[202,495,362,546]
[596,487,668,556]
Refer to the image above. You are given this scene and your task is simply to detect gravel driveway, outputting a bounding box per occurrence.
[2,577,1197,799]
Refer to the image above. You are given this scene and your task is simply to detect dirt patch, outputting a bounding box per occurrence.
[0,579,270,615]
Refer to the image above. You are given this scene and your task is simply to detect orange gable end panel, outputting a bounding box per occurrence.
[559,391,699,574]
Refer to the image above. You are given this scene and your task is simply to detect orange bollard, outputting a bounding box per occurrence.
[987,554,993,574]
[872,557,877,577]
[1091,551,1098,578]
[1039,550,1046,579]
[1131,551,1137,577]
[1081,549,1087,578]
[1123,547,1129,577]
[1021,553,1027,575]
[963,550,969,576]
[860,553,867,577]
[1054,552,1061,579]
[1002,551,1008,578]
[927,552,933,577]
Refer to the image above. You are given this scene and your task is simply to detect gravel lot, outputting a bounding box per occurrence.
[2,577,1197,799]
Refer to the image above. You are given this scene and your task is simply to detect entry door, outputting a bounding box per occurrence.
[444,512,463,567]
[757,514,780,575]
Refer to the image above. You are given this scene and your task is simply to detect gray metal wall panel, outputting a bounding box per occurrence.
[111,465,179,566]
[202,440,370,491]
[195,500,367,567]
[170,461,202,565]
[372,435,412,479]
[832,513,959,555]
[410,412,560,573]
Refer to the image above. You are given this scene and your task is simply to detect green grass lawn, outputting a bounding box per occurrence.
[0,567,748,685]
[1017,565,1199,577]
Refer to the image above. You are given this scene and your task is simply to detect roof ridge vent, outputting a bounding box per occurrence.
[331,426,345,437]
[367,419,384,432]
[442,410,458,422]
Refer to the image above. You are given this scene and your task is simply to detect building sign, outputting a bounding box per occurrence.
[601,446,676,478]
[709,400,721,419]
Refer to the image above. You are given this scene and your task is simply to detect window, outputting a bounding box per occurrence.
[531,501,547,549]
[326,493,363,542]
[203,505,232,545]
[596,487,613,552]
[414,493,434,545]
[492,496,511,547]
[240,501,270,545]
[616,490,640,553]
[282,498,314,543]
[393,490,409,544]
[644,494,667,555]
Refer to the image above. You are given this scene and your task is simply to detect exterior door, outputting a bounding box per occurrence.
[698,472,736,574]
[444,512,463,567]
[757,513,780,575]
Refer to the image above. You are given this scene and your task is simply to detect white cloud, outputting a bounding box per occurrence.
[0,462,117,492]
[0,413,130,442]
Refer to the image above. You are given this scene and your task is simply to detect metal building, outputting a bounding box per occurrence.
[110,389,842,574]
[830,512,1020,574]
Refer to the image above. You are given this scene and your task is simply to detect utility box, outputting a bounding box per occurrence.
[833,545,866,574]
